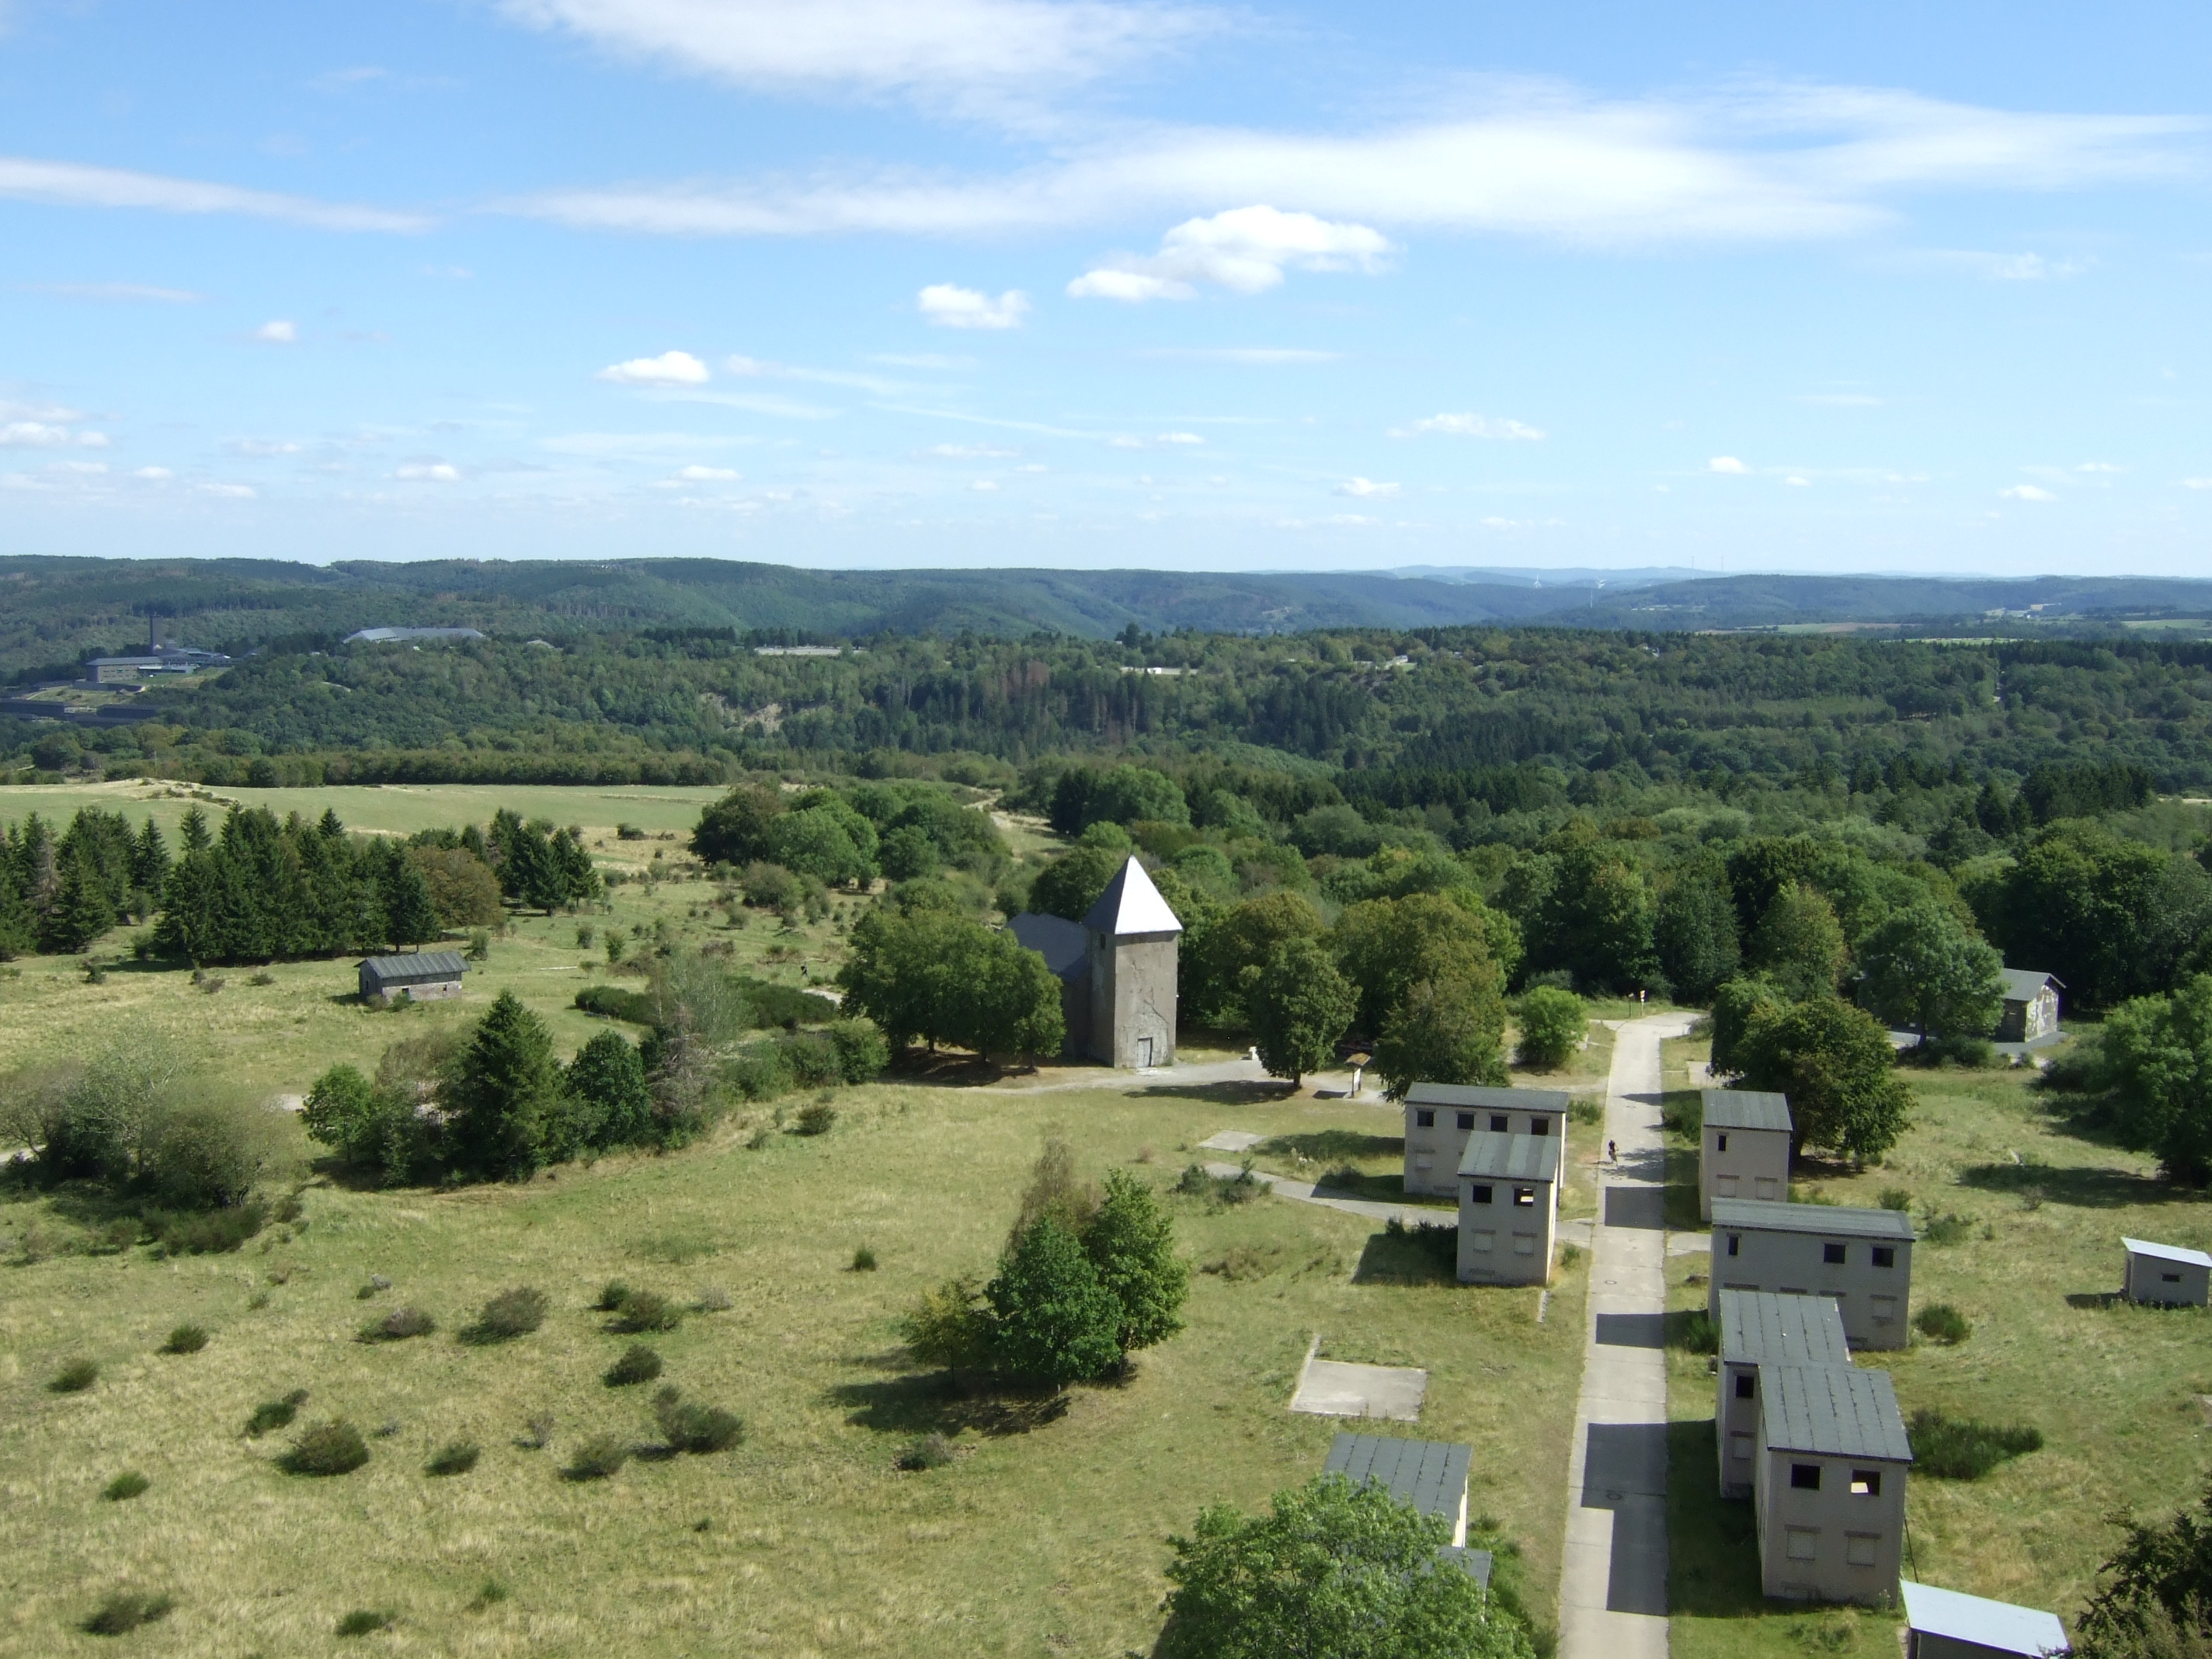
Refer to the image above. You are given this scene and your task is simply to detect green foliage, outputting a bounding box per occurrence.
[896,1432,955,1471]
[1332,892,1507,1042]
[489,809,601,913]
[1515,986,1586,1071]
[1732,995,1912,1164]
[767,792,878,886]
[1249,937,1357,1086]
[1907,1409,2043,1480]
[1914,1303,1971,1344]
[1083,1170,1191,1357]
[445,991,569,1180]
[987,1215,1125,1386]
[426,1440,482,1476]
[101,1471,150,1501]
[409,843,504,928]
[899,1275,995,1375]
[461,1286,550,1344]
[563,1436,629,1481]
[302,1062,421,1187]
[652,1387,743,1453]
[162,1323,209,1355]
[50,1358,98,1393]
[2078,1478,2212,1659]
[794,1101,836,1136]
[336,1609,395,1636]
[1748,882,1849,1001]
[1921,1212,1973,1245]
[1374,973,1508,1097]
[1160,1473,1532,1659]
[82,1591,175,1636]
[1182,891,1325,1027]
[1859,899,2005,1042]
[245,1389,309,1437]
[359,1306,436,1343]
[280,1418,371,1476]
[1521,826,1661,993]
[2099,976,2212,1183]
[837,905,1063,1062]
[1027,844,1125,923]
[144,1200,269,1256]
[564,1029,656,1152]
[1654,861,1743,1003]
[605,1344,663,1386]
[608,1290,681,1334]
[850,1244,878,1271]
[1977,823,2212,1010]
[690,784,785,868]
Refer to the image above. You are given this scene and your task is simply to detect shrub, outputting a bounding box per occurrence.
[1878,1188,1912,1211]
[50,1358,99,1393]
[604,1344,663,1387]
[146,1200,268,1257]
[694,1285,732,1313]
[1915,1303,1972,1344]
[896,1431,954,1471]
[461,1286,549,1344]
[564,1435,629,1480]
[1515,986,1587,1070]
[162,1323,209,1355]
[102,1471,150,1501]
[1569,1099,1604,1127]
[336,1609,394,1637]
[245,1389,309,1437]
[280,1419,370,1476]
[82,1591,175,1636]
[850,1245,878,1271]
[794,1101,837,1136]
[359,1306,436,1343]
[1908,1409,2043,1479]
[426,1440,481,1476]
[1921,1212,1973,1246]
[610,1289,680,1334]
[1674,1310,1720,1354]
[594,1279,632,1312]
[249,970,276,987]
[653,1387,743,1453]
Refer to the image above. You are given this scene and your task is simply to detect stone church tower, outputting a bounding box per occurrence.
[1079,856,1182,1069]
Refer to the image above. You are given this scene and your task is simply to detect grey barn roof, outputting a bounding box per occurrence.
[1438,1546,1495,1591]
[360,951,468,983]
[1719,1291,1853,1371]
[1081,855,1183,937]
[1712,1198,1915,1241]
[1702,1089,1793,1134]
[1758,1364,1913,1462]
[1323,1432,1471,1522]
[1999,969,2061,1001]
[1007,912,1088,979]
[1457,1131,1562,1184]
[1901,1581,2070,1657]
[1405,1082,1570,1114]
[2123,1236,2212,1269]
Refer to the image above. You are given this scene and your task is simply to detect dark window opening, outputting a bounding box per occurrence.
[1716,1132,1729,1152]
[1790,1463,1822,1490]
[1456,1111,1474,1131]
[1734,1374,1755,1400]
[1513,1186,1536,1207]
[1823,1242,1848,1265]
[1727,1235,1741,1257]
[1849,1469,1881,1497]
[1414,1109,1435,1128]
[1490,1114,1510,1133]
[1871,1247,1895,1268]
[1530,1118,1550,1136]
[1470,1184,1494,1205]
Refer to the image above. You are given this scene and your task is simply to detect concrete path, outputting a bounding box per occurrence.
[1559,1010,1695,1659]
[1199,1162,1449,1229]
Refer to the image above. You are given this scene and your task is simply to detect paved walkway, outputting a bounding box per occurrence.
[1559,1010,1694,1659]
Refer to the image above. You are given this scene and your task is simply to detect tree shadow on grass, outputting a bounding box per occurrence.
[2065,1291,2123,1309]
[827,1372,1073,1438]
[1664,1417,1763,1616]
[1131,1080,1299,1105]
[1956,1161,2188,1209]
[1351,1223,1459,1286]
[1257,1130,1401,1163]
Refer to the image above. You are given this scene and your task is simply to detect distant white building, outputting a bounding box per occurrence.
[1401,1084,1568,1198]
[1709,1199,1915,1351]
[344,627,487,644]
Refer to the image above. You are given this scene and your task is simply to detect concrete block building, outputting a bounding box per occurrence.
[1007,855,1181,1069]
[1755,1363,1912,1604]
[1700,1089,1793,1220]
[1323,1432,1493,1588]
[1457,1132,1560,1285]
[1710,1199,1915,1350]
[1901,1581,2071,1659]
[1402,1083,1569,1198]
[1715,1290,1853,1497]
[357,951,467,1005]
[1996,970,2063,1045]
[2122,1236,2212,1306]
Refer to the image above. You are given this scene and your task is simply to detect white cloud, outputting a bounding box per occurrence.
[2001,484,2057,501]
[2076,461,2123,472]
[0,421,71,447]
[255,319,298,344]
[1140,346,1344,364]
[396,462,461,481]
[970,478,999,491]
[1391,412,1546,440]
[506,82,2203,245]
[75,430,109,448]
[723,354,903,394]
[674,464,739,481]
[228,438,304,457]
[1797,392,1881,406]
[0,400,85,422]
[1786,475,1810,486]
[17,280,203,303]
[1157,431,1203,445]
[1336,477,1399,498]
[197,482,257,499]
[1709,456,1749,474]
[1069,205,1389,301]
[0,157,426,231]
[917,284,1028,329]
[1882,249,2092,280]
[134,466,172,480]
[495,0,1213,106]
[2182,478,2212,490]
[922,443,1017,458]
[597,350,710,385]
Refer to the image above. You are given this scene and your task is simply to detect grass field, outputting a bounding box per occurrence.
[1660,1031,2212,1654]
[1,1073,1588,1657]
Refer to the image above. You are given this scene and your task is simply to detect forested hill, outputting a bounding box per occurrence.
[5,554,2212,680]
[9,623,2212,802]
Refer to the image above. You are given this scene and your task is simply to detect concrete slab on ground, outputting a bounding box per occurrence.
[1290,1355,1428,1421]
[1198,1130,1264,1153]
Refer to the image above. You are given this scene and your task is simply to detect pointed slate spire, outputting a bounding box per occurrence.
[1082,854,1183,937]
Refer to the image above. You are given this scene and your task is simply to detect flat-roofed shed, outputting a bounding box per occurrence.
[1901,1580,2071,1659]
[1323,1432,1472,1546]
[2122,1236,2212,1307]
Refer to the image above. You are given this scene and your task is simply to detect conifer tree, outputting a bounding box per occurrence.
[446,990,567,1179]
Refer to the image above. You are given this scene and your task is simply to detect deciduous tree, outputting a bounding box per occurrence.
[1250,937,1356,1087]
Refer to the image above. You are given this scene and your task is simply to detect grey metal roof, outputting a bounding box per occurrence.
[360,951,468,982]
[1323,1433,1471,1521]
[1702,1089,1793,1133]
[2123,1236,2212,1269]
[1007,912,1089,979]
[1457,1131,1562,1184]
[345,626,487,643]
[1901,1582,2069,1657]
[1437,1546,1494,1591]
[1718,1291,1853,1371]
[1999,969,2061,1002]
[1758,1364,1912,1462]
[1712,1198,1915,1240]
[1081,855,1183,937]
[1405,1083,1570,1114]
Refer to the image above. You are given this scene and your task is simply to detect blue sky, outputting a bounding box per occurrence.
[2,0,2208,575]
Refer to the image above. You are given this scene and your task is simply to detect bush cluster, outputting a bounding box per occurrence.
[605,1289,680,1334]
[461,1287,548,1344]
[359,1306,436,1343]
[652,1387,743,1453]
[161,1323,209,1355]
[604,1344,663,1387]
[280,1419,371,1477]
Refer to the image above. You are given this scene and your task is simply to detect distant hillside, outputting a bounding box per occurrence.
[3,555,2209,680]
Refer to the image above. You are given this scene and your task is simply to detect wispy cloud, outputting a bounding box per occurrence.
[1336,477,1398,498]
[0,156,426,231]
[920,443,1018,458]
[1,419,108,448]
[1878,249,2093,280]
[2002,483,2057,501]
[1069,205,1389,301]
[254,319,298,344]
[1139,346,1345,364]
[867,352,976,369]
[395,461,461,481]
[541,431,756,456]
[918,283,1028,329]
[1392,412,1546,440]
[596,350,711,385]
[1708,456,1748,473]
[1796,391,1882,406]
